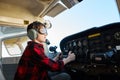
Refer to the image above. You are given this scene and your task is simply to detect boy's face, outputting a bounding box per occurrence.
[36,26,48,43]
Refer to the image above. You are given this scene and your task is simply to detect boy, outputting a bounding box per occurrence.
[14,21,75,80]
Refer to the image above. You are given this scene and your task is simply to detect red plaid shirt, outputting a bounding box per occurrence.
[14,41,64,80]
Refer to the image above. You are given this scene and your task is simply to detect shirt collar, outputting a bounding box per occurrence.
[28,41,43,47]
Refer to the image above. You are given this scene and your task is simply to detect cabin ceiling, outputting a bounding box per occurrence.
[0,0,53,17]
[0,0,53,12]
[0,0,83,27]
[0,0,66,27]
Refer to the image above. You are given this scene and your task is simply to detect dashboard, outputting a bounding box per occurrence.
[60,22,120,75]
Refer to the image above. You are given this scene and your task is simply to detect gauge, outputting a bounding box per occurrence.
[105,35,111,41]
[82,39,88,46]
[114,32,120,40]
[77,40,82,47]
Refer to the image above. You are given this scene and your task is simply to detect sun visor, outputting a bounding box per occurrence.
[61,0,83,8]
[46,3,67,17]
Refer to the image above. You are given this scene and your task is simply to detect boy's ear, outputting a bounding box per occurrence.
[27,29,38,40]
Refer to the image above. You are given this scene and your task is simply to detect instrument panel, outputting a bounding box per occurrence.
[60,22,120,75]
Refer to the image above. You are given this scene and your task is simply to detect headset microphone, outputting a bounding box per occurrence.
[45,39,50,45]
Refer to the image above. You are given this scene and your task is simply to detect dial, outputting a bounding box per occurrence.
[114,32,120,40]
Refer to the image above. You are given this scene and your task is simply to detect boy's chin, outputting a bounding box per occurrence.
[42,40,46,43]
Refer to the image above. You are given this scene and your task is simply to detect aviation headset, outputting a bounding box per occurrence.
[27,29,38,40]
[27,21,47,40]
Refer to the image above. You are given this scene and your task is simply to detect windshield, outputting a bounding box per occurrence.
[45,0,120,51]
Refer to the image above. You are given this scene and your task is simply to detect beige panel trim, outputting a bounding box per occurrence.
[0,16,28,27]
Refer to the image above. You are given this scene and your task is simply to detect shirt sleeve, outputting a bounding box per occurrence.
[32,45,64,71]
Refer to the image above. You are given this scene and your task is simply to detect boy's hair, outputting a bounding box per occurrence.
[27,21,45,32]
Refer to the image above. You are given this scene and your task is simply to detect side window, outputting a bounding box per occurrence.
[3,36,29,56]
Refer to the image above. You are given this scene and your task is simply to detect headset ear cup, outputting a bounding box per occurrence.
[27,29,37,40]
